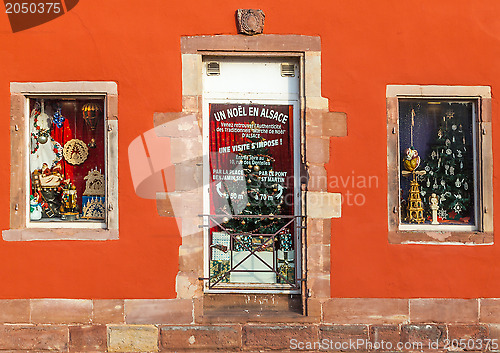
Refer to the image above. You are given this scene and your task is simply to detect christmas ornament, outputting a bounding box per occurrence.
[82,102,102,148]
[254,165,260,172]
[210,260,230,283]
[30,101,59,172]
[438,208,448,219]
[401,119,426,223]
[29,195,42,221]
[82,197,105,220]
[83,168,105,196]
[37,135,48,144]
[63,139,88,165]
[403,147,421,172]
[52,107,65,128]
[60,182,79,220]
[429,193,439,225]
[421,108,472,221]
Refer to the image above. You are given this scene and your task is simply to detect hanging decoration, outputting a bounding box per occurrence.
[82,102,102,148]
[30,100,59,172]
[63,138,88,165]
[420,109,473,222]
[52,107,66,128]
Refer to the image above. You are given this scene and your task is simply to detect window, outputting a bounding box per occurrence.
[29,97,106,225]
[387,85,493,244]
[5,82,118,241]
[203,58,302,292]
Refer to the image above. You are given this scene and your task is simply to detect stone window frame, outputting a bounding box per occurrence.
[154,34,346,316]
[4,81,118,241]
[387,85,493,245]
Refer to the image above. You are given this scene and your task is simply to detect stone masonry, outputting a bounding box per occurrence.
[0,298,497,351]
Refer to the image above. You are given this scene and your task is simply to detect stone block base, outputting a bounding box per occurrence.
[0,298,496,351]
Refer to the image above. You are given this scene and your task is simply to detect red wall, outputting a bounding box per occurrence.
[0,0,498,298]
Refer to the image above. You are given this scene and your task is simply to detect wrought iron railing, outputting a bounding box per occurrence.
[199,214,305,290]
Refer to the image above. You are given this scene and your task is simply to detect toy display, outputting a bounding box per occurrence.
[29,98,105,223]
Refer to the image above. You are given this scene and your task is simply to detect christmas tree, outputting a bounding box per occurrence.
[217,136,292,252]
[421,110,473,222]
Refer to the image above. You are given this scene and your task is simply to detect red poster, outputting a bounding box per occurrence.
[209,103,294,221]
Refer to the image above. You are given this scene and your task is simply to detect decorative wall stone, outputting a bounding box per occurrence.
[307,192,341,218]
[0,299,492,350]
[69,325,107,352]
[323,298,409,324]
[0,299,30,323]
[107,325,159,352]
[319,325,369,346]
[400,324,447,349]
[370,325,400,350]
[243,325,318,350]
[410,299,478,323]
[160,325,242,350]
[0,325,68,351]
[480,298,500,323]
[30,299,92,324]
[236,9,265,35]
[125,299,193,325]
[93,299,125,324]
[447,324,488,341]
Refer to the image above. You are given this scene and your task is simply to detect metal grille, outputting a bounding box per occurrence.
[206,62,220,76]
[201,214,304,290]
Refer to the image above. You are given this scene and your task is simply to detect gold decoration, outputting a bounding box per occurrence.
[405,176,425,223]
[82,103,102,148]
[83,168,105,196]
[63,139,88,165]
[401,147,426,224]
[82,197,106,220]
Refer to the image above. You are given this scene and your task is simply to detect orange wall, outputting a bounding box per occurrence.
[0,0,498,298]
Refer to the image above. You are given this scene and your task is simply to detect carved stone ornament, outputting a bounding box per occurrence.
[236,9,265,35]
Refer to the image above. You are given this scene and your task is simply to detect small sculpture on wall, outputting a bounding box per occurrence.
[236,9,265,35]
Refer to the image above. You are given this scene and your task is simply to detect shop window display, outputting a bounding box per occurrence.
[29,97,106,224]
[399,99,477,228]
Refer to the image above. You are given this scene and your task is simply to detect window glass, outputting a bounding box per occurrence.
[399,100,476,226]
[208,103,297,287]
[29,97,106,223]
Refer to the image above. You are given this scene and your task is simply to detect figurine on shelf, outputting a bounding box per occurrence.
[82,103,102,148]
[81,168,106,220]
[429,193,440,225]
[401,147,426,224]
[60,182,79,220]
[29,195,42,221]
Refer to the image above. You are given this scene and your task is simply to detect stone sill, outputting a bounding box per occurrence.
[199,310,320,324]
[388,231,493,245]
[2,228,119,241]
